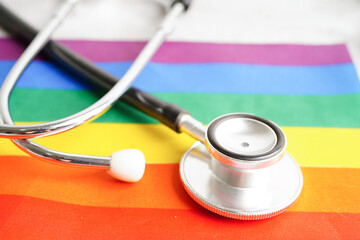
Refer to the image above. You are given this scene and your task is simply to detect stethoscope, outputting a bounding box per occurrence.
[0,0,303,220]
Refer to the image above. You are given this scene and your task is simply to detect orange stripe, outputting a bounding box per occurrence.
[0,195,359,240]
[0,156,359,213]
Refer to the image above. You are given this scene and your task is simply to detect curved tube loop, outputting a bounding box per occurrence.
[0,2,185,167]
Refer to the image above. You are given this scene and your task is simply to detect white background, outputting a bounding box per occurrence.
[1,0,360,73]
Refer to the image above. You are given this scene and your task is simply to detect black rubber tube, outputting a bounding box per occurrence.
[0,2,189,132]
[172,0,192,11]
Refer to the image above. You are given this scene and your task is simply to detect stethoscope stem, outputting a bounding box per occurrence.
[178,114,206,143]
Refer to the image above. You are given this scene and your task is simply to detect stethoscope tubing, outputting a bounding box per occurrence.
[0,1,193,136]
[0,0,185,139]
[0,1,192,167]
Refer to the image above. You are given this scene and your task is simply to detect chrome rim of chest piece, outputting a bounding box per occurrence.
[179,113,303,220]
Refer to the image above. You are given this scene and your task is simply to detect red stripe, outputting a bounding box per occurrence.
[0,38,352,65]
[0,194,359,239]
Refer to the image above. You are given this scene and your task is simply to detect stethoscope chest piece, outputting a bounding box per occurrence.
[180,113,303,220]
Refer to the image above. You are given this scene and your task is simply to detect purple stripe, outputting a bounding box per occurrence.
[0,38,352,65]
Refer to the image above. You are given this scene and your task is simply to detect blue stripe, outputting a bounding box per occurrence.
[0,60,359,95]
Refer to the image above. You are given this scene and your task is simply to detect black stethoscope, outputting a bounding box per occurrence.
[0,0,302,220]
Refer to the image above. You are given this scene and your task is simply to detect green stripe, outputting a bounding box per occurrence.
[9,89,360,128]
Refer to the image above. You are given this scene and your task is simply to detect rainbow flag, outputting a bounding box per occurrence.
[0,38,359,239]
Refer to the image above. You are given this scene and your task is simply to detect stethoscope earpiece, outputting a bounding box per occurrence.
[108,149,146,182]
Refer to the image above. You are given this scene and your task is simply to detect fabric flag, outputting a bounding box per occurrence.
[0,38,359,239]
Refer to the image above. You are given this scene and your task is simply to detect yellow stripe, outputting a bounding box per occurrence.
[0,123,359,168]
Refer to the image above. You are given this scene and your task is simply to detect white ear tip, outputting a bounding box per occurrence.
[108,149,145,182]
